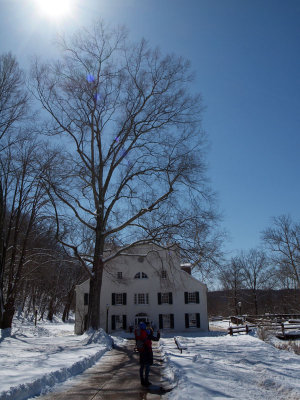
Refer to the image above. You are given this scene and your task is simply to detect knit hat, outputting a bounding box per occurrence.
[139,322,146,330]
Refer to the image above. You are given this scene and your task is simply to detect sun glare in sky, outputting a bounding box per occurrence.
[33,0,73,19]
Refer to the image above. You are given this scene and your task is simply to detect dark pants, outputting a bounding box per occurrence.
[139,363,150,381]
[139,348,153,382]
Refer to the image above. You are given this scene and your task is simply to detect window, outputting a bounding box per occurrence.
[159,314,174,329]
[158,292,173,304]
[134,272,148,279]
[185,313,200,328]
[115,315,123,329]
[112,293,127,305]
[117,272,123,279]
[188,292,196,303]
[111,315,127,330]
[161,270,167,279]
[184,291,200,304]
[134,293,149,305]
[163,314,171,329]
[84,293,89,306]
[161,293,169,303]
[115,293,124,305]
[188,313,197,327]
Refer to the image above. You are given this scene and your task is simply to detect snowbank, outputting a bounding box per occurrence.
[0,317,112,400]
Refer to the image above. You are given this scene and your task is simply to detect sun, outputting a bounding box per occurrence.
[33,0,72,19]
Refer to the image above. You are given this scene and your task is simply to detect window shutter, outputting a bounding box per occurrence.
[158,293,161,305]
[123,315,127,330]
[169,292,173,304]
[170,314,174,329]
[196,313,200,328]
[159,314,163,329]
[112,293,115,305]
[185,313,189,328]
[184,292,188,304]
[123,293,127,305]
[111,315,116,330]
[196,291,200,304]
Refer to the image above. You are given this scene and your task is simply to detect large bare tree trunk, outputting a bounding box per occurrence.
[87,269,103,330]
[88,231,104,330]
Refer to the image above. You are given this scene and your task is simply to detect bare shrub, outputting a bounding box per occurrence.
[272,340,300,355]
[290,342,300,355]
[257,326,276,342]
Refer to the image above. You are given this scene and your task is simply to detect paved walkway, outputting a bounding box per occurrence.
[37,340,172,400]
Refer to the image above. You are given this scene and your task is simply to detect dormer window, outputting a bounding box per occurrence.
[134,272,148,279]
[117,272,123,279]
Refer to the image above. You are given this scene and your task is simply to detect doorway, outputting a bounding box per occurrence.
[135,313,149,326]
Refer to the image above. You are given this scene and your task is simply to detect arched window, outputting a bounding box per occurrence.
[134,272,148,279]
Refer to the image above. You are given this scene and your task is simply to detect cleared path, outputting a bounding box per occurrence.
[37,340,172,400]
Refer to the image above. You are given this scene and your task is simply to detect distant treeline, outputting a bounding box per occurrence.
[208,289,300,317]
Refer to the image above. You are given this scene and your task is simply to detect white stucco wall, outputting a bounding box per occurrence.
[75,279,90,335]
[75,245,208,334]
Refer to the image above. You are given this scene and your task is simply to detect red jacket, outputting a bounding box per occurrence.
[135,328,159,351]
[135,328,149,350]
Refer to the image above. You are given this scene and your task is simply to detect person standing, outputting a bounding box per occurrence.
[135,322,160,386]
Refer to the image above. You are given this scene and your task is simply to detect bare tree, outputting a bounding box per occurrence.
[176,200,224,286]
[0,53,29,328]
[14,220,87,322]
[31,21,219,330]
[219,256,244,315]
[0,136,55,329]
[263,215,300,289]
[235,249,273,315]
[0,53,28,141]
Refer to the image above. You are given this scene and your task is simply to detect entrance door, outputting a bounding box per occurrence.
[135,313,149,326]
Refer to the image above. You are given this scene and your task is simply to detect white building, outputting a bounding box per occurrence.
[75,245,208,334]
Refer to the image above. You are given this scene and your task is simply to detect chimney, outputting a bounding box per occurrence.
[180,263,192,275]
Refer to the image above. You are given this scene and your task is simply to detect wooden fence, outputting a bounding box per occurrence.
[228,322,300,337]
[228,324,256,336]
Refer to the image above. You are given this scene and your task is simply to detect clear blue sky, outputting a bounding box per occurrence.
[1,0,300,256]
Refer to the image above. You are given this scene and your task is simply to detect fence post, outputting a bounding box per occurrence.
[229,327,233,336]
[281,323,285,335]
[245,325,249,334]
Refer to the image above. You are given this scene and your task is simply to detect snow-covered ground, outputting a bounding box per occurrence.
[209,319,231,330]
[161,331,300,400]
[1,316,300,400]
[0,315,112,400]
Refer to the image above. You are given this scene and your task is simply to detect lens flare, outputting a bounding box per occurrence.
[33,0,72,19]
